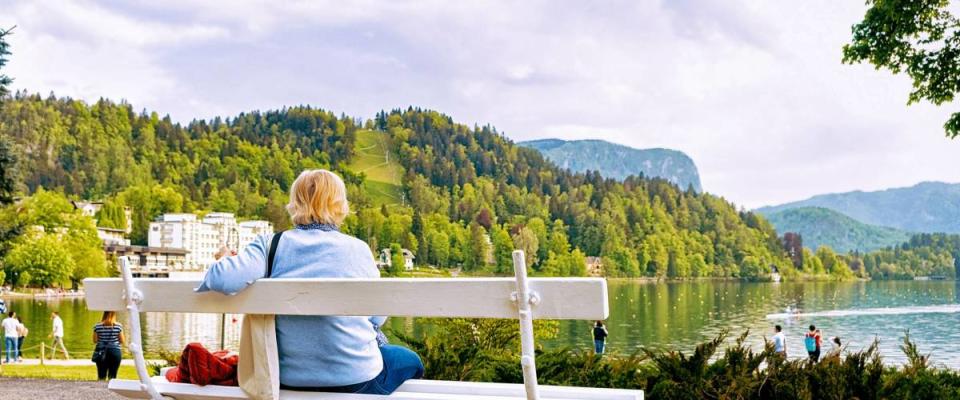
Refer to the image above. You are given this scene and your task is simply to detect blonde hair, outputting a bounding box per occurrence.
[286,169,350,226]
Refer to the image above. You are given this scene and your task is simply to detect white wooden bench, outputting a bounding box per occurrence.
[84,251,643,400]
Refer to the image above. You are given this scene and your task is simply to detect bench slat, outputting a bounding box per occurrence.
[109,379,642,400]
[84,278,608,320]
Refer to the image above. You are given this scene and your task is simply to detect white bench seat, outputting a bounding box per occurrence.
[109,378,643,400]
[85,251,643,400]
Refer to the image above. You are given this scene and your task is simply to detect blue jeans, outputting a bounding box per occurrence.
[4,336,17,362]
[96,347,123,380]
[282,345,424,395]
[594,339,605,354]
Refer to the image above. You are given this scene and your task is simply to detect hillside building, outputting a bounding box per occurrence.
[377,248,416,271]
[103,244,189,278]
[71,200,133,234]
[585,256,604,277]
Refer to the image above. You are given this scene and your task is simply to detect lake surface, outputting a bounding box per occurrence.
[6,280,960,368]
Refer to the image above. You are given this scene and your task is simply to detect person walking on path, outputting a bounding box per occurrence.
[593,321,608,355]
[92,311,124,380]
[772,325,787,358]
[804,325,822,363]
[49,311,69,360]
[2,312,19,363]
[15,316,27,362]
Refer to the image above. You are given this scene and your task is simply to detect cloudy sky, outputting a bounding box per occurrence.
[2,0,958,208]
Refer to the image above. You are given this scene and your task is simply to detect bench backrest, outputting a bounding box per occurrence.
[84,277,609,320]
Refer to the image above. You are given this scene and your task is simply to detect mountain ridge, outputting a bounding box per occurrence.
[756,181,960,234]
[519,138,702,192]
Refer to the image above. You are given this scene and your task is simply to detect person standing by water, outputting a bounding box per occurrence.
[804,325,822,363]
[92,311,125,380]
[2,311,19,363]
[593,321,608,355]
[15,316,27,362]
[49,311,69,360]
[772,325,787,358]
[829,336,842,353]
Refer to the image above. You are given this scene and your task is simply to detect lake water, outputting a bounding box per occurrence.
[6,280,960,368]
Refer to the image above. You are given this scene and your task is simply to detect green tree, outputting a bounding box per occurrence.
[545,219,570,256]
[0,136,17,206]
[802,247,825,274]
[5,189,108,285]
[491,225,514,274]
[512,226,539,271]
[389,243,405,276]
[428,230,450,267]
[525,217,549,265]
[465,222,490,271]
[5,232,74,287]
[844,0,960,137]
[209,187,240,214]
[18,187,73,229]
[0,27,12,97]
[566,248,588,277]
[540,251,561,276]
[120,184,184,244]
[606,247,641,277]
[95,198,127,230]
[62,210,108,285]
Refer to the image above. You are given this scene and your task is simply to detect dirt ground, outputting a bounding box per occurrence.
[0,377,122,399]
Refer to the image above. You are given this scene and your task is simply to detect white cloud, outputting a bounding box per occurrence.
[2,0,959,208]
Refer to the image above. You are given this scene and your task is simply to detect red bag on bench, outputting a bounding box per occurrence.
[165,342,239,386]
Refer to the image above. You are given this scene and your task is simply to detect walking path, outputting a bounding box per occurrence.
[0,377,121,399]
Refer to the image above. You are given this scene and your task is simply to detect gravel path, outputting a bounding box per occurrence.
[0,378,122,399]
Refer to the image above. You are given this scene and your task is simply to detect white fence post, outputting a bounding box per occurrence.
[120,256,165,400]
[512,250,540,400]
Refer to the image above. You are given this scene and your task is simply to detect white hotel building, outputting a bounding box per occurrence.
[148,213,274,272]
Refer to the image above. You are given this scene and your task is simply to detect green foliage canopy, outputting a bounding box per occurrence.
[844,0,960,137]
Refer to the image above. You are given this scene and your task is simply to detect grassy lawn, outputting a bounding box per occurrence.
[363,179,403,205]
[348,129,404,206]
[349,129,403,183]
[0,364,139,381]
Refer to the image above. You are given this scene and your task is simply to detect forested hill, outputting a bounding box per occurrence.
[0,93,791,278]
[519,138,702,192]
[764,207,911,253]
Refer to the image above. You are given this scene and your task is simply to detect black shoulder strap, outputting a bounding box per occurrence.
[266,231,284,278]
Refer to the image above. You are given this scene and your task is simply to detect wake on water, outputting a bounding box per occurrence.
[765,304,960,319]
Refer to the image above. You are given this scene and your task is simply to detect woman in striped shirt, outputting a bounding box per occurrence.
[92,311,125,380]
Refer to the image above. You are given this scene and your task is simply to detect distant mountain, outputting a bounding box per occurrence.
[519,139,702,192]
[757,182,960,234]
[764,207,911,253]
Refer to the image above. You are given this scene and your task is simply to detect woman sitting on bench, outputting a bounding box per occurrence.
[196,169,425,395]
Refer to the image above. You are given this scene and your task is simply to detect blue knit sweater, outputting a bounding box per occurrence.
[196,227,385,387]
